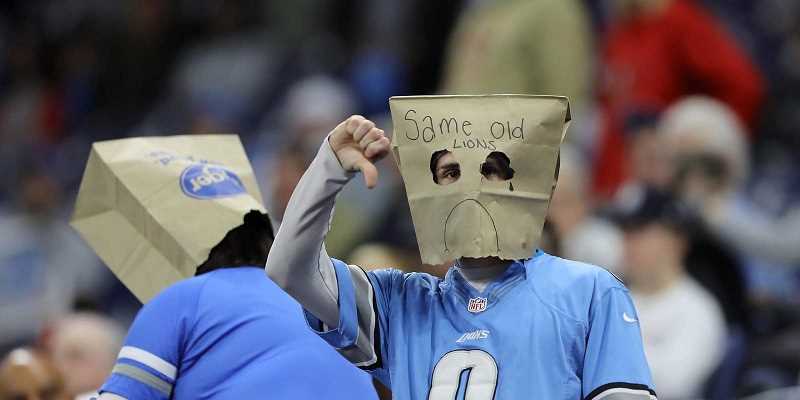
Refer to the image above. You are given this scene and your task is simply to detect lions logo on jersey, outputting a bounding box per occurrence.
[180,163,246,200]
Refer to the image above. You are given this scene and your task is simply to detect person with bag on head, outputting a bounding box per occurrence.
[96,210,377,400]
[267,96,656,399]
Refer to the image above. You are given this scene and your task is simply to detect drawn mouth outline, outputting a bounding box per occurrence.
[443,198,500,253]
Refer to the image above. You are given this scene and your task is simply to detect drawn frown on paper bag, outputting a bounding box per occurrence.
[70,135,266,303]
[390,95,570,265]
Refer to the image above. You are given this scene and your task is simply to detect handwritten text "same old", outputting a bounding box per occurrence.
[403,110,525,151]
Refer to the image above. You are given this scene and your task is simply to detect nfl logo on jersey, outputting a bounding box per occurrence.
[467,297,487,313]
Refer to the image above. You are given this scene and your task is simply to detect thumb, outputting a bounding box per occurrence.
[354,158,379,189]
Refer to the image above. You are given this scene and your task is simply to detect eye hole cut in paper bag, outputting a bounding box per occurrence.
[390,95,570,265]
[70,135,266,303]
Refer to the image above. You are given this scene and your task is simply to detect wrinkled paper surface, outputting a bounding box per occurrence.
[390,95,570,264]
[71,135,265,302]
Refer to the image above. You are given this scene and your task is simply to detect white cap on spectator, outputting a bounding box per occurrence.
[658,96,750,184]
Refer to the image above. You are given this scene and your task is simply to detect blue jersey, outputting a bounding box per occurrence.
[100,267,377,400]
[311,251,656,400]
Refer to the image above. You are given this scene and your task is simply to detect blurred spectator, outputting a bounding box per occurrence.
[347,0,463,99]
[700,192,800,303]
[93,0,179,128]
[620,95,748,194]
[46,313,123,399]
[664,98,800,267]
[0,169,108,353]
[740,0,800,157]
[657,97,800,394]
[251,75,358,217]
[136,30,279,137]
[662,97,800,298]
[270,142,314,219]
[0,347,68,400]
[441,0,591,108]
[441,0,593,147]
[278,75,358,154]
[549,144,623,272]
[349,243,417,272]
[594,0,764,198]
[608,100,753,397]
[662,96,749,192]
[615,186,726,399]
[0,26,47,204]
[620,122,674,191]
[179,35,277,134]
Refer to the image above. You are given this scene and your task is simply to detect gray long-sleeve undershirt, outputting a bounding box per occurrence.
[265,138,350,328]
[266,138,386,367]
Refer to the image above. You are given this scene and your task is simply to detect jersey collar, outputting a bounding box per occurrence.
[443,250,544,311]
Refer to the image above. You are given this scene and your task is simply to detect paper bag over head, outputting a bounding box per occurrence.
[390,95,570,265]
[70,135,266,303]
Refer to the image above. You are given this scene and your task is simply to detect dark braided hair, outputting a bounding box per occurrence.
[195,210,274,276]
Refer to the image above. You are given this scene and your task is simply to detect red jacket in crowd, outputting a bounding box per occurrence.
[594,0,764,198]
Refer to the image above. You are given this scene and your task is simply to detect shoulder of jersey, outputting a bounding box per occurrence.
[142,274,208,309]
[531,253,626,288]
[526,253,628,322]
[172,274,211,292]
[400,270,444,292]
[370,268,445,294]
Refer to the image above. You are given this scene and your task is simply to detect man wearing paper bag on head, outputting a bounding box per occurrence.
[71,135,377,400]
[267,95,657,399]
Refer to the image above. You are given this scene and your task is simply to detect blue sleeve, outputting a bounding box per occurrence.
[304,258,360,348]
[303,258,403,388]
[583,285,657,400]
[363,266,405,386]
[99,280,199,399]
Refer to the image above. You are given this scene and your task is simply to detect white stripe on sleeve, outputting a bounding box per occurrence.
[117,346,177,380]
[593,387,657,400]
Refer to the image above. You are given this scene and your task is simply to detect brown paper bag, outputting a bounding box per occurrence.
[390,95,570,265]
[70,135,265,303]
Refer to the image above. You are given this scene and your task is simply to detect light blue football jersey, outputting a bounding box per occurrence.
[308,250,656,400]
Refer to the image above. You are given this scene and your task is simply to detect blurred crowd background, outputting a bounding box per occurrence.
[1,0,799,399]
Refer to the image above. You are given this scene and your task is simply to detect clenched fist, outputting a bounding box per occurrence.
[328,115,391,189]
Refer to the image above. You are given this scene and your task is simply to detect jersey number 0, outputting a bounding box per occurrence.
[428,349,498,399]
